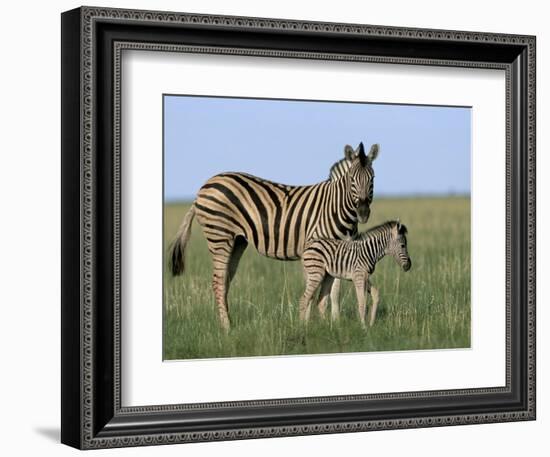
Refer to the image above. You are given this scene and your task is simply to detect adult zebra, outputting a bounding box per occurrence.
[169,142,379,330]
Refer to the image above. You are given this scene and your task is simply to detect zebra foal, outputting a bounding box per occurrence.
[300,221,411,328]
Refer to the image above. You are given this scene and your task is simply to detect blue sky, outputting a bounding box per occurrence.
[164,95,471,201]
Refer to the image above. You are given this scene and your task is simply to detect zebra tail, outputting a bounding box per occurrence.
[169,203,196,276]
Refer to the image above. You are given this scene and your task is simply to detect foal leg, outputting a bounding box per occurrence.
[353,272,368,329]
[369,285,380,327]
[317,276,335,320]
[299,270,323,323]
[329,278,342,322]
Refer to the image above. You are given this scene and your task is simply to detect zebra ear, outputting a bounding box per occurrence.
[344,145,355,160]
[357,142,367,166]
[368,144,380,162]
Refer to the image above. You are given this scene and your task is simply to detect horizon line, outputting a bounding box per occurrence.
[164,193,471,204]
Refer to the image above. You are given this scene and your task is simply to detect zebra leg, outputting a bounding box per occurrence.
[227,236,248,285]
[207,238,236,331]
[353,273,367,329]
[329,278,342,322]
[369,285,380,327]
[218,237,249,328]
[317,275,335,319]
[299,272,323,323]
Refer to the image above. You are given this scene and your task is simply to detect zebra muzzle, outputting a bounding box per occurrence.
[357,204,370,223]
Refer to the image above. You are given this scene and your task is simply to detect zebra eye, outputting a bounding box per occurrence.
[400,243,406,248]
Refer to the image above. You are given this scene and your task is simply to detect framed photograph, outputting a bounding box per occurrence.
[61,6,536,449]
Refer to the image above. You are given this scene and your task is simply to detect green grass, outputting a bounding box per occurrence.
[163,197,470,360]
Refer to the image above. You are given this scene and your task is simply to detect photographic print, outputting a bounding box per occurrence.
[163,95,471,360]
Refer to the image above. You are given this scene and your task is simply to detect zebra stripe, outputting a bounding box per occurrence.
[169,142,379,329]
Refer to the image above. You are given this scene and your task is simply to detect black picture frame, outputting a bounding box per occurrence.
[61,6,536,449]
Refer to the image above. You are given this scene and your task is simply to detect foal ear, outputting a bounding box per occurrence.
[398,223,408,235]
[344,144,355,160]
[368,144,380,162]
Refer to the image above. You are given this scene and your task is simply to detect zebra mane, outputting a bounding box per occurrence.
[328,157,354,181]
[354,221,403,240]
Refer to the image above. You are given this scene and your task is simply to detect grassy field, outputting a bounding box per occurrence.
[163,197,470,360]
